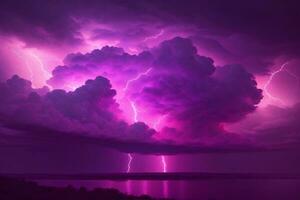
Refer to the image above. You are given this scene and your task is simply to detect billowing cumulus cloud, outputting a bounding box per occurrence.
[129,38,263,141]
[47,37,263,144]
[0,75,155,143]
[48,46,153,91]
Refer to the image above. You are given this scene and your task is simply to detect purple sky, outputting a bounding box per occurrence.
[0,0,300,173]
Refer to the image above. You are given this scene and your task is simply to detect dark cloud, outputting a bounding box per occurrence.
[0,0,165,48]
[190,35,275,74]
[0,50,297,155]
[0,122,276,155]
[130,38,262,139]
[150,1,300,54]
[0,0,83,47]
[0,75,155,142]
[228,103,300,149]
[0,0,299,75]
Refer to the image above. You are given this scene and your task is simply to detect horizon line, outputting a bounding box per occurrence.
[2,172,300,180]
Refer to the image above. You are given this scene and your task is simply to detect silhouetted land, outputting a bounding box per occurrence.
[2,172,300,180]
[0,176,170,200]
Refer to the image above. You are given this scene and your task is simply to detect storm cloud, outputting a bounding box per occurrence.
[47,37,262,142]
[0,0,299,156]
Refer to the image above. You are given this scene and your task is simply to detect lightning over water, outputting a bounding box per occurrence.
[154,115,168,173]
[126,153,133,173]
[123,67,169,172]
[123,69,153,172]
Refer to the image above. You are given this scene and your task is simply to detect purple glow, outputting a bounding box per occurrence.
[153,115,167,130]
[263,62,290,104]
[262,62,300,107]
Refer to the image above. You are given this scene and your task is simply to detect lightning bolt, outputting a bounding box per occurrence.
[29,52,49,78]
[263,62,299,104]
[123,67,168,173]
[124,69,152,173]
[153,115,168,173]
[123,68,152,92]
[9,39,52,89]
[126,153,133,173]
[161,156,167,173]
[126,101,138,173]
[28,51,52,89]
[143,29,164,42]
[130,101,138,122]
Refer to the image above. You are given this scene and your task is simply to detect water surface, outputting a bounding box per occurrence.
[37,179,300,200]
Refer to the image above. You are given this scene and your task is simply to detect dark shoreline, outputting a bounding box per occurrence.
[0,176,170,200]
[2,172,300,180]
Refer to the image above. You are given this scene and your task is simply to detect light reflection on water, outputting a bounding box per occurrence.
[37,179,300,200]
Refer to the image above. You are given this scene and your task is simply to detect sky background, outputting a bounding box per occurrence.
[0,0,300,173]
